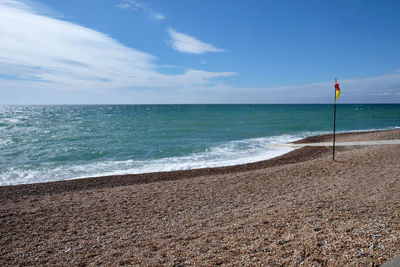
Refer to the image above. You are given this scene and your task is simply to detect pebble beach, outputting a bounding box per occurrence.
[1,129,400,266]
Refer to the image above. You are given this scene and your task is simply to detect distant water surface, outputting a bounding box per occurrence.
[1,104,399,185]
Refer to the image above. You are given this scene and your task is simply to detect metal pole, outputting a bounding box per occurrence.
[333,78,337,161]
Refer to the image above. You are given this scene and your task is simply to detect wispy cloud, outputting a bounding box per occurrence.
[116,2,226,55]
[166,27,226,54]
[116,0,165,21]
[0,0,234,99]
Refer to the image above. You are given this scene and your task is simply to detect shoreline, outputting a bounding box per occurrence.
[0,129,398,197]
[1,128,398,189]
[0,146,329,200]
[1,129,400,265]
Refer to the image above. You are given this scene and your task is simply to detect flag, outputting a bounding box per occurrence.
[335,80,340,102]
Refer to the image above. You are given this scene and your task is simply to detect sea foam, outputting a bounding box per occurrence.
[0,134,298,186]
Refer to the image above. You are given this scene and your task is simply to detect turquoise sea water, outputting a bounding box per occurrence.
[1,104,399,185]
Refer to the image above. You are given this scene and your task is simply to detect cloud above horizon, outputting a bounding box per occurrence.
[166,27,226,54]
[0,0,234,96]
[238,71,400,104]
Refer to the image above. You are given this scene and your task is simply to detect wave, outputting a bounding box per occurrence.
[2,126,399,186]
[0,134,300,186]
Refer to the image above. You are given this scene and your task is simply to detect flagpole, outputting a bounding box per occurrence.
[333,78,337,161]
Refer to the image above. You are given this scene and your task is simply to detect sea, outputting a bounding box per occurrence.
[1,104,399,186]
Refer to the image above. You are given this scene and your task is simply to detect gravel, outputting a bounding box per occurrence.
[1,130,400,266]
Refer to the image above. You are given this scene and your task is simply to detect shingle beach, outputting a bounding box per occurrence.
[1,130,400,266]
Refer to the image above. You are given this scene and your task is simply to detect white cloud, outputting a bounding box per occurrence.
[116,0,165,21]
[0,0,234,98]
[153,13,165,20]
[166,27,226,54]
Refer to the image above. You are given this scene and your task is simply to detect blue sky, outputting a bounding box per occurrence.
[1,0,400,104]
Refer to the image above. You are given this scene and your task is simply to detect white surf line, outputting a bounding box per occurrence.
[271,139,400,148]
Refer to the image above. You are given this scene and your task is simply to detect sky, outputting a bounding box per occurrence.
[1,0,400,104]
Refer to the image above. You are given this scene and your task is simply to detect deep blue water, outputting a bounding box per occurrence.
[1,104,399,185]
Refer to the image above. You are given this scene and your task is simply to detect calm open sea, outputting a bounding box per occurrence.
[1,104,399,185]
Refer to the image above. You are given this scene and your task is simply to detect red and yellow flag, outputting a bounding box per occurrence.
[335,80,340,102]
